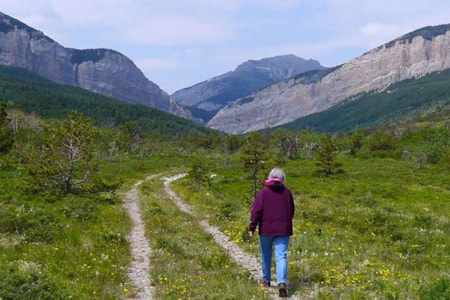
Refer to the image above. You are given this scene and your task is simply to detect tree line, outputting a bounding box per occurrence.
[1,101,449,195]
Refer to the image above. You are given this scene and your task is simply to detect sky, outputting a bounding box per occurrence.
[1,0,450,94]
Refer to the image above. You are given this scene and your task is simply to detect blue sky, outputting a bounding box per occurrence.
[2,0,450,93]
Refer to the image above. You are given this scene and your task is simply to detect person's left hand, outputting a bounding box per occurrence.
[249,231,255,239]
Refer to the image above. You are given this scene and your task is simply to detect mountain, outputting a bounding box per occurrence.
[279,69,450,132]
[0,11,191,119]
[171,55,327,123]
[207,24,450,134]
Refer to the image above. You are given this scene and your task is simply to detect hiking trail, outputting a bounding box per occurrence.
[124,174,302,299]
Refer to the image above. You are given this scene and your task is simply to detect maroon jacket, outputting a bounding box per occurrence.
[249,180,295,236]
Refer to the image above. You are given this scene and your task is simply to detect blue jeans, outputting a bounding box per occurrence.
[259,235,290,284]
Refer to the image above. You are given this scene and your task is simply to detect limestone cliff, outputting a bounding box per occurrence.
[0,12,190,119]
[207,24,450,134]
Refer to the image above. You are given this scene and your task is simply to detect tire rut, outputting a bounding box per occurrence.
[163,174,302,299]
[123,175,157,299]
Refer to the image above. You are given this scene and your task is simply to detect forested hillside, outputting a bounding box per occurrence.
[0,65,213,137]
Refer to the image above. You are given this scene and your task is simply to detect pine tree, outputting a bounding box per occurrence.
[31,111,97,193]
[239,132,271,198]
[315,134,345,176]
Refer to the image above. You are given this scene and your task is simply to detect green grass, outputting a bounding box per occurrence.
[0,154,188,299]
[172,154,449,299]
[138,174,273,299]
[0,171,132,299]
[1,126,448,299]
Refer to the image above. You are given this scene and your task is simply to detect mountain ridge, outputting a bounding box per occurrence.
[207,24,450,134]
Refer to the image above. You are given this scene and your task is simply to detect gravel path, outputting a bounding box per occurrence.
[124,174,302,299]
[123,175,157,299]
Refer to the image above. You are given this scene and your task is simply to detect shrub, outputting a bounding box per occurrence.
[420,278,450,299]
[0,262,68,300]
[0,207,62,243]
[366,130,399,158]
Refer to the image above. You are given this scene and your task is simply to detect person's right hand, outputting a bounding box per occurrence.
[249,231,255,239]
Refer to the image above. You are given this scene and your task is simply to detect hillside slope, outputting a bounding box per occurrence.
[207,24,450,134]
[279,70,450,132]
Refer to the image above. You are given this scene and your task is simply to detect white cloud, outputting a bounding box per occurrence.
[136,57,178,71]
[123,16,234,46]
[252,0,301,10]
[359,23,402,48]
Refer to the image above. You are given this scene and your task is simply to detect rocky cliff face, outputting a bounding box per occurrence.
[207,24,450,134]
[0,12,190,119]
[171,54,326,123]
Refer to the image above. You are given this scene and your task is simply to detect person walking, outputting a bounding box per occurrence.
[249,167,295,298]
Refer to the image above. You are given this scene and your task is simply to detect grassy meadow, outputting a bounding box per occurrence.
[0,155,185,299]
[172,153,449,299]
[1,110,449,299]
